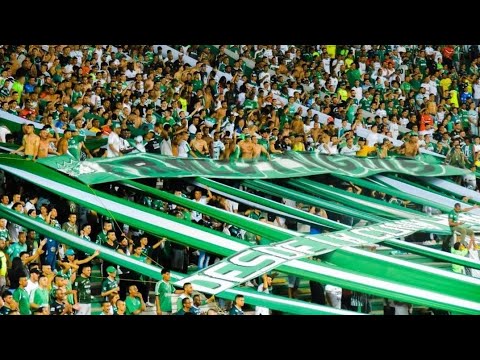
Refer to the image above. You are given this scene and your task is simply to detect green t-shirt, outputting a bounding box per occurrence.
[125,296,142,315]
[155,280,176,312]
[0,228,9,241]
[13,287,31,315]
[32,287,50,308]
[448,209,459,226]
[72,275,91,304]
[101,278,118,300]
[96,231,107,245]
[6,242,27,260]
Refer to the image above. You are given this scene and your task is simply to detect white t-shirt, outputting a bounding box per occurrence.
[325,285,342,309]
[340,144,360,156]
[191,197,208,222]
[25,279,39,298]
[255,284,271,315]
[107,132,121,158]
[366,132,380,146]
[177,140,190,158]
[160,138,173,156]
[212,140,225,160]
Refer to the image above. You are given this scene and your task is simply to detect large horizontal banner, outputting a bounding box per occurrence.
[3,157,480,313]
[36,151,469,185]
[0,205,352,315]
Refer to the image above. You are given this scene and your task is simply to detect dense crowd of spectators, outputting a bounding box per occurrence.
[1,44,480,315]
[1,44,480,170]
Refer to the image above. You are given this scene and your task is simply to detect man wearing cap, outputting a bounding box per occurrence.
[62,248,100,271]
[100,266,119,301]
[355,137,375,157]
[106,122,123,157]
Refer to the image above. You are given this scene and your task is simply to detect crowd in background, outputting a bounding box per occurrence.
[1,44,480,315]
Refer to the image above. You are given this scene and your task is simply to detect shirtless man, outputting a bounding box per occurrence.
[56,129,72,155]
[252,136,270,160]
[401,133,419,157]
[216,101,228,122]
[201,127,213,152]
[222,135,237,161]
[37,128,59,159]
[238,134,254,159]
[291,115,305,135]
[11,124,39,160]
[308,121,322,144]
[190,131,210,157]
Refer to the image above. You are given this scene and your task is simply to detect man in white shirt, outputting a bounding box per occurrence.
[340,137,360,156]
[212,132,225,160]
[25,268,40,298]
[366,125,380,147]
[106,122,122,158]
[177,131,193,158]
[255,273,273,315]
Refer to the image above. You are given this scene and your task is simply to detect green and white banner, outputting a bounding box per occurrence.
[0,205,354,315]
[176,213,480,296]
[37,151,469,185]
[2,156,480,313]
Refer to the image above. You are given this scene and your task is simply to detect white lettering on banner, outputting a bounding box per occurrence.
[275,158,304,170]
[175,274,234,294]
[350,228,394,241]
[274,239,318,255]
[406,219,444,231]
[180,240,320,294]
[324,232,369,245]
[255,162,274,172]
[257,244,309,260]
[378,223,415,237]
[203,261,248,283]
[230,252,285,271]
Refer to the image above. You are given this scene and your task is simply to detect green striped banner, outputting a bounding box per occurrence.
[36,151,470,185]
[2,156,480,313]
[0,205,353,315]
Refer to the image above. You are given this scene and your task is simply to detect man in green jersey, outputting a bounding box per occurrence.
[101,266,119,301]
[72,264,93,315]
[154,268,183,315]
[13,273,31,315]
[447,202,478,248]
[125,284,146,315]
